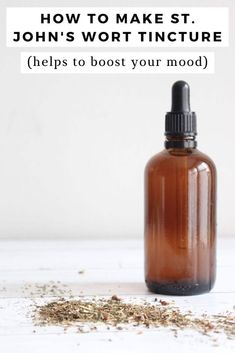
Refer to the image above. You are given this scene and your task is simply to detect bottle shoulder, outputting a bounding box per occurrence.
[144,150,166,172]
[145,148,216,175]
[193,149,216,171]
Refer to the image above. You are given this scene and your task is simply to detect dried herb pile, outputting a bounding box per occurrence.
[34,295,235,339]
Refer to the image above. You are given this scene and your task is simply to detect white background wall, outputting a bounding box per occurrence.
[0,0,234,238]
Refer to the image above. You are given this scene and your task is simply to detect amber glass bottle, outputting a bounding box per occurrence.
[144,81,216,295]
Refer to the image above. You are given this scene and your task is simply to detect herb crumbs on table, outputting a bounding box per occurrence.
[33,295,235,340]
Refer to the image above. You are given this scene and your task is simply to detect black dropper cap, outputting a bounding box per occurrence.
[165,81,197,137]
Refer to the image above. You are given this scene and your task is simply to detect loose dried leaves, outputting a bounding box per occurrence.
[33,295,235,339]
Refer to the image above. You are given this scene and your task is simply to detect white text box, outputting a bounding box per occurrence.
[7,7,229,47]
[21,52,215,74]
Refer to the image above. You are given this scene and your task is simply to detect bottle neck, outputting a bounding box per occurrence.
[165,134,197,149]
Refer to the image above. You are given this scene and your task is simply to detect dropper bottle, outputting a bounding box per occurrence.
[144,81,216,295]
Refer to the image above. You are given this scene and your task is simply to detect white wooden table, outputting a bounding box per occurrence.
[0,237,234,353]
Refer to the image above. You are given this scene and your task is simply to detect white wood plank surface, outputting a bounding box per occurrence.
[0,237,234,353]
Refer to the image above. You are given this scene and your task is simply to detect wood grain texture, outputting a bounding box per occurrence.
[0,237,234,352]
